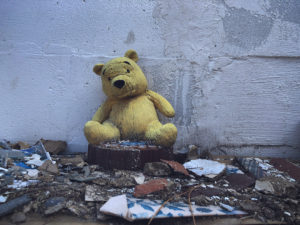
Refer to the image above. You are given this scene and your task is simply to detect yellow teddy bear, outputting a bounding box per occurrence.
[84,50,177,147]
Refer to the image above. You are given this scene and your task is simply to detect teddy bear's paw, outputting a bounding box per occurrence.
[146,123,177,147]
[84,120,120,144]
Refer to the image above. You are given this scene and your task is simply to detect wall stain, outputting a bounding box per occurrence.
[124,31,135,44]
[222,8,273,49]
[268,0,300,24]
[10,77,19,90]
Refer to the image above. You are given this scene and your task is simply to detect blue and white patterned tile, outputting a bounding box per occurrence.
[100,194,246,221]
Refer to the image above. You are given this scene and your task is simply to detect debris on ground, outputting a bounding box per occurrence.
[183,158,226,178]
[0,140,299,224]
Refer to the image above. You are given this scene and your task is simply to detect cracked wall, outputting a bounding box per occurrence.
[0,0,299,157]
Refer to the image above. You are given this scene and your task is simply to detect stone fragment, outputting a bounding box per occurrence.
[255,176,297,197]
[183,159,226,178]
[0,195,31,217]
[44,197,66,215]
[60,155,84,166]
[262,207,275,219]
[83,166,90,177]
[11,141,30,150]
[161,159,189,176]
[38,160,59,174]
[85,185,108,202]
[225,174,255,190]
[239,200,260,212]
[187,144,198,160]
[133,178,169,197]
[191,195,210,206]
[92,178,107,186]
[66,200,89,217]
[10,212,26,223]
[110,176,135,187]
[143,162,171,176]
[255,180,275,194]
[41,139,67,155]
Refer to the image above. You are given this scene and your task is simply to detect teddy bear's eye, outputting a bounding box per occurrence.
[127,69,130,73]
[124,61,131,65]
[108,77,112,81]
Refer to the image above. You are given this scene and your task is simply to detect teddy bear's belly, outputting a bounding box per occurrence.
[109,95,158,139]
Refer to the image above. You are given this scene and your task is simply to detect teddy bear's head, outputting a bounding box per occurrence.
[93,50,148,99]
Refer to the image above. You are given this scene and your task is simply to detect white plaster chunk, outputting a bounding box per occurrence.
[26,169,39,178]
[100,194,128,218]
[8,179,39,189]
[25,154,45,167]
[183,159,226,178]
[255,180,275,194]
[0,195,8,203]
[132,173,145,185]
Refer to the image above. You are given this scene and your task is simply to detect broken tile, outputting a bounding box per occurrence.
[133,178,169,197]
[100,194,246,221]
[143,162,171,176]
[161,159,189,176]
[183,159,226,178]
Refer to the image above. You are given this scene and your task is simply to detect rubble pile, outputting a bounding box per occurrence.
[0,140,299,224]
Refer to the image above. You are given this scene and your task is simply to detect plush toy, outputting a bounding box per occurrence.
[84,50,177,147]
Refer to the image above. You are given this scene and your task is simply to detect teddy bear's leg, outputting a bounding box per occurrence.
[145,120,177,147]
[84,120,120,145]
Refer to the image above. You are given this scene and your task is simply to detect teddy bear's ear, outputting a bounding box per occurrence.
[124,49,138,62]
[93,64,104,76]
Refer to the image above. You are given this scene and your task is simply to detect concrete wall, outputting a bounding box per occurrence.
[1,0,300,157]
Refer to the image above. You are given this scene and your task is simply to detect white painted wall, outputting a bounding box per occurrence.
[1,0,300,157]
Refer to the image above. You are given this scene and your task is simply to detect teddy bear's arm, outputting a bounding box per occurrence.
[146,90,175,118]
[91,99,113,123]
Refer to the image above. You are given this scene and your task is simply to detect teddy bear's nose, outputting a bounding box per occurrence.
[113,80,125,89]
